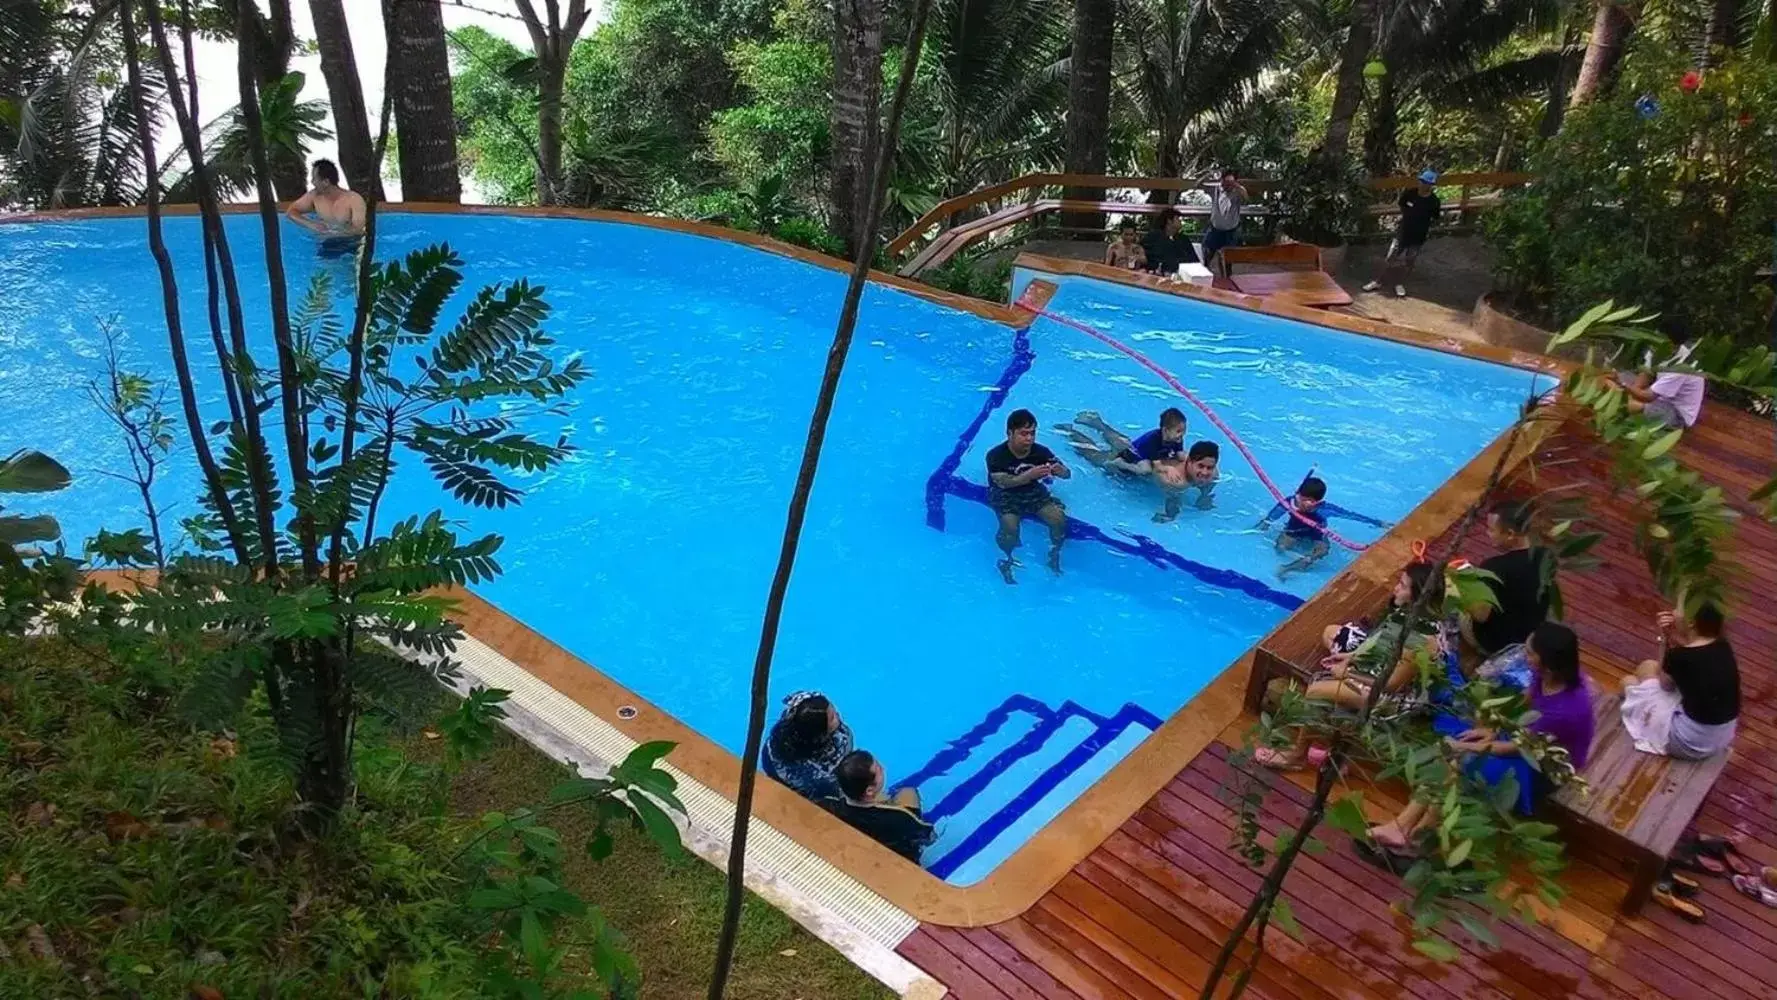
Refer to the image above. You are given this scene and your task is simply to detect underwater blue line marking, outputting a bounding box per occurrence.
[943,475,1302,611]
[924,327,1034,532]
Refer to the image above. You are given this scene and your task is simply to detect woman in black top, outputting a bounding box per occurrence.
[1631,602,1739,759]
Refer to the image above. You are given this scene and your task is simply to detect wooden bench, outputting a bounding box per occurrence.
[1547,689,1731,915]
[1243,587,1730,916]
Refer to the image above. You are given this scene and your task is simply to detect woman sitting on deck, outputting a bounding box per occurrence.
[1367,622,1594,849]
[1255,560,1448,769]
[762,691,853,802]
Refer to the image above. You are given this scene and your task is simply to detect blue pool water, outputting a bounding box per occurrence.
[0,214,1546,884]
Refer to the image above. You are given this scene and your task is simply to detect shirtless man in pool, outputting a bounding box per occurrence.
[285,159,366,258]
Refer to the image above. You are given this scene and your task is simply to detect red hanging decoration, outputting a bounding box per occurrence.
[1680,70,1702,93]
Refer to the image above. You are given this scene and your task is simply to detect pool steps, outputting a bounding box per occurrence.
[896,694,1163,881]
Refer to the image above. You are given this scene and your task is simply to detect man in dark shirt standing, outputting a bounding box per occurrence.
[1363,169,1441,299]
[986,408,1071,584]
[1462,499,1552,659]
[1141,210,1200,277]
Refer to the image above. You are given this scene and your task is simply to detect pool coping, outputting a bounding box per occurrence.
[27,205,1563,930]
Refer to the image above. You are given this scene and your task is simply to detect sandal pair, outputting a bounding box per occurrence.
[1732,874,1777,908]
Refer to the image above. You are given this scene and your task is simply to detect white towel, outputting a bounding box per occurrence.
[1621,678,1681,755]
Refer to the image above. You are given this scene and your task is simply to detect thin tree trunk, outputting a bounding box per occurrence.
[390,0,461,202]
[1362,72,1396,177]
[217,0,305,197]
[1321,0,1376,164]
[143,0,283,571]
[1061,0,1115,233]
[829,0,884,257]
[1699,0,1740,66]
[705,0,935,994]
[1149,128,1181,205]
[1493,129,1514,172]
[1570,2,1631,108]
[309,0,382,198]
[118,0,252,570]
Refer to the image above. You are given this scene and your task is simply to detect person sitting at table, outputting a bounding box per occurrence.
[761,691,853,802]
[1104,219,1147,270]
[823,750,936,864]
[1142,210,1199,276]
[1255,560,1447,768]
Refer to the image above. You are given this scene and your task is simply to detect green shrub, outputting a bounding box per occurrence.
[921,254,1015,301]
[772,216,845,256]
[1485,47,1777,344]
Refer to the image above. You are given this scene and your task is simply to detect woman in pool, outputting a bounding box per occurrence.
[761,691,853,802]
[1367,621,1593,848]
[1256,560,1447,769]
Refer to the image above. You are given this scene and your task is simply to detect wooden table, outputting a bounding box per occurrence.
[1230,269,1353,307]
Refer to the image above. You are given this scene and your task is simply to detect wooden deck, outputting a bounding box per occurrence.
[897,403,1777,1000]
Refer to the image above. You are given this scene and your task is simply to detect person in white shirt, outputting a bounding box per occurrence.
[1201,168,1248,272]
[1610,364,1706,429]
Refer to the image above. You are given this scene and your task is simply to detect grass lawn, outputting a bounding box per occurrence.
[0,634,893,999]
[440,729,896,1000]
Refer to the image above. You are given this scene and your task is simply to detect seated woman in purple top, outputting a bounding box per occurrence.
[1368,622,1594,850]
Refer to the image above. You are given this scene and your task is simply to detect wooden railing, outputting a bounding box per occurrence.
[886,171,1533,277]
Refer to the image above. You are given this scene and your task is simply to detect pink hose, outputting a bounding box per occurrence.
[1014,301,1371,552]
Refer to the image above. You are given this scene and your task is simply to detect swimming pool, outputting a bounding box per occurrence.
[0,213,1546,886]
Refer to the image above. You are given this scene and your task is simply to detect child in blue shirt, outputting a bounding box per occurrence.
[1259,476,1329,580]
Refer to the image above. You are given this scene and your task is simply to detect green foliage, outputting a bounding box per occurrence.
[161,70,330,203]
[0,448,71,552]
[1272,150,1369,245]
[921,252,1016,300]
[1486,47,1777,344]
[708,38,832,193]
[0,633,691,998]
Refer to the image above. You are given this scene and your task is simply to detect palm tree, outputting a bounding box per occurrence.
[1569,1,1632,104]
[1063,0,1116,224]
[1321,0,1377,164]
[831,0,885,257]
[1118,0,1293,188]
[213,0,305,197]
[159,72,332,203]
[309,0,381,197]
[1,3,161,209]
[1360,0,1562,176]
[911,0,1071,198]
[390,0,461,201]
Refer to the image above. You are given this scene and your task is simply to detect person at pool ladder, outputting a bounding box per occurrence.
[985,408,1071,583]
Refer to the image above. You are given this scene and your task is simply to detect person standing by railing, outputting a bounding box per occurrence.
[1201,168,1248,274]
[1363,169,1441,299]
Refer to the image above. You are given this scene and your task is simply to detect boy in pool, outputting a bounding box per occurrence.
[986,409,1071,584]
[1056,407,1187,478]
[1155,440,1220,522]
[1258,476,1329,580]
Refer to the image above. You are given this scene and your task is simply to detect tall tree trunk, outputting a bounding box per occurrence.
[514,2,592,206]
[309,0,382,198]
[1362,72,1396,177]
[1321,0,1376,164]
[218,0,306,197]
[1061,0,1115,233]
[390,0,461,202]
[536,64,565,204]
[1699,0,1740,66]
[1570,2,1631,107]
[829,0,884,257]
[1149,128,1181,205]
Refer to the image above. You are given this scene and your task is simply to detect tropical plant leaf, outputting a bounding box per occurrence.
[0,449,71,493]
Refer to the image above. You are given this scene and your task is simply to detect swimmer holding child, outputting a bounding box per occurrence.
[1055,408,1219,521]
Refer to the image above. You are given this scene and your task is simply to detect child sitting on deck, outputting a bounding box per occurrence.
[1255,561,1448,769]
[1259,476,1330,580]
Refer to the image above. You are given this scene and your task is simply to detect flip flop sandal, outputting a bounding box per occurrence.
[1652,880,1707,923]
[1695,836,1756,876]
[1670,841,1727,876]
[1664,869,1702,898]
[1731,875,1777,909]
[1353,839,1419,876]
